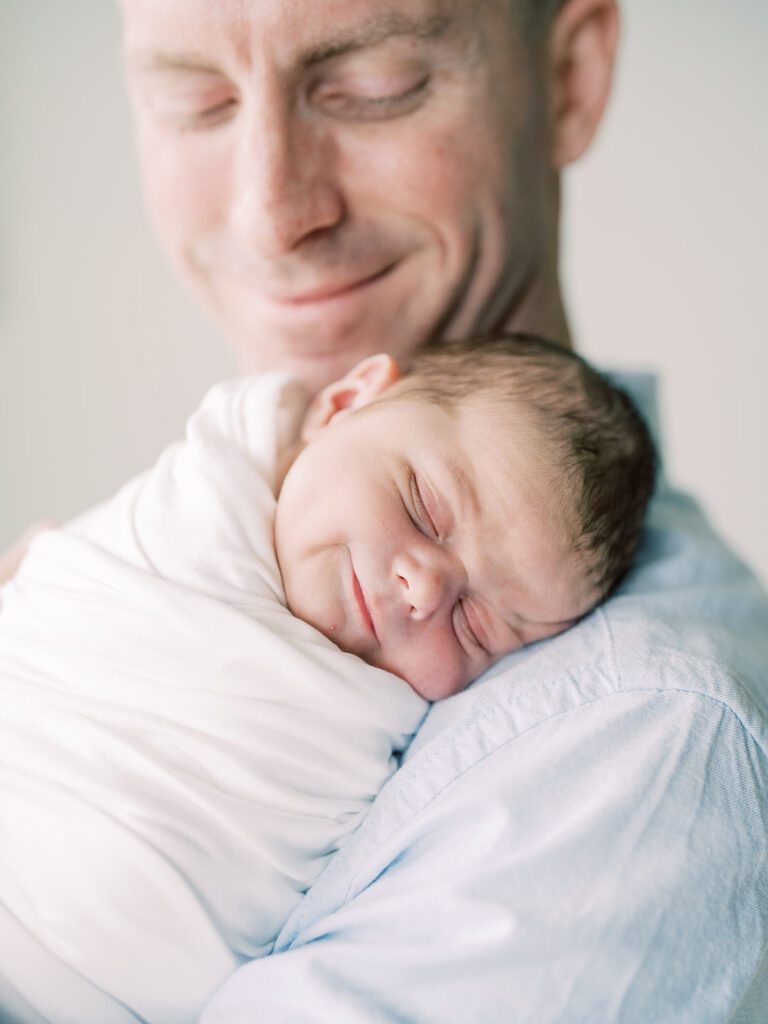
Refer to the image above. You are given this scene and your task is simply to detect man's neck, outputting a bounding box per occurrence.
[497,260,572,350]
[504,286,572,349]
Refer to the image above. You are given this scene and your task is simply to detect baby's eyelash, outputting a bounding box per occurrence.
[409,473,438,538]
[454,599,488,656]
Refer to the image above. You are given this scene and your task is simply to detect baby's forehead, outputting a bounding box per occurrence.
[395,379,534,428]
[384,384,560,488]
[450,391,556,467]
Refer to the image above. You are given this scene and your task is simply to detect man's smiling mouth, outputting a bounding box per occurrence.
[274,264,397,306]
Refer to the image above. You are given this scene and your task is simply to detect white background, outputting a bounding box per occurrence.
[1,1,766,586]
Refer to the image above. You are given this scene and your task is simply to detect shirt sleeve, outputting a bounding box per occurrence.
[200,688,768,1024]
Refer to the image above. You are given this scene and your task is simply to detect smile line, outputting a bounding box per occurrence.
[351,569,378,641]
[277,263,396,306]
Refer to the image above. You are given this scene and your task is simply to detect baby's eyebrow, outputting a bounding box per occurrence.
[434,455,479,534]
[517,614,578,628]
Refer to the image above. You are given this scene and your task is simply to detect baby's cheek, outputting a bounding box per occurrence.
[401,645,469,702]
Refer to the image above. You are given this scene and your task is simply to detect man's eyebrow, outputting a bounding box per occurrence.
[127,51,221,75]
[300,13,452,67]
[127,14,452,77]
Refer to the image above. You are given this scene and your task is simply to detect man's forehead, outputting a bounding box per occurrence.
[121,0,513,64]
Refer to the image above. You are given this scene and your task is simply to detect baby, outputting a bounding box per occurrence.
[276,334,655,700]
[0,334,655,1024]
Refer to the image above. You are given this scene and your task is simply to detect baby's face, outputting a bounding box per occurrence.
[275,392,596,701]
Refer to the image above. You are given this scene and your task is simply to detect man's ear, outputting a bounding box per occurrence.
[301,353,400,442]
[549,0,619,170]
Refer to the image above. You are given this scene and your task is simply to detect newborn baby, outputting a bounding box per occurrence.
[0,334,655,1024]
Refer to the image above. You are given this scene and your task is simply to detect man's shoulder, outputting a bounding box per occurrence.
[276,557,768,964]
[270,477,768,1007]
[604,479,768,740]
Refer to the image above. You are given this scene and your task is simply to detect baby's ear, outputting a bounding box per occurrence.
[301,354,400,441]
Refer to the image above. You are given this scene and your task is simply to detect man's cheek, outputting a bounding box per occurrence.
[139,131,226,242]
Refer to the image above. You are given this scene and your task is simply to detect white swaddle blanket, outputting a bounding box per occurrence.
[0,373,426,1024]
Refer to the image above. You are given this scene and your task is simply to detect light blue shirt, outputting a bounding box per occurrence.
[202,375,768,1024]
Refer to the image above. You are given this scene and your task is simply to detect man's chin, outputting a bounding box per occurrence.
[225,311,421,389]
[202,261,445,381]
[234,337,386,391]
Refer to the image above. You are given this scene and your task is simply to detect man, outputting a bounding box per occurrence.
[6,0,768,1020]
[118,0,602,391]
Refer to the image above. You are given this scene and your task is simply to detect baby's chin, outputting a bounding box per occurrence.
[367,652,473,703]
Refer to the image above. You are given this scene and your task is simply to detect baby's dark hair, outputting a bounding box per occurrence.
[395,333,657,601]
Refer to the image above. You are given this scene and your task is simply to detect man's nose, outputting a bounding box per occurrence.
[230,90,345,259]
[393,547,463,622]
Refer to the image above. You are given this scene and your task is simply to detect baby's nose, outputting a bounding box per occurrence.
[394,549,460,621]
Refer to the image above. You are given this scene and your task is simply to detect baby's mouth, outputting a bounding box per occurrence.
[351,567,378,642]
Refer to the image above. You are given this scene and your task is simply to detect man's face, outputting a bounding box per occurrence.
[121,0,554,392]
[274,394,593,700]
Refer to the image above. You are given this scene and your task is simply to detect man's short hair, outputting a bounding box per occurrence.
[517,0,568,30]
[395,333,658,602]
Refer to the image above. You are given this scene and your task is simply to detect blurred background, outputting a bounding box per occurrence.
[1,0,766,586]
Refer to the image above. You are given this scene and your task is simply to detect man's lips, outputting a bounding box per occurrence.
[351,569,378,642]
[265,263,396,306]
